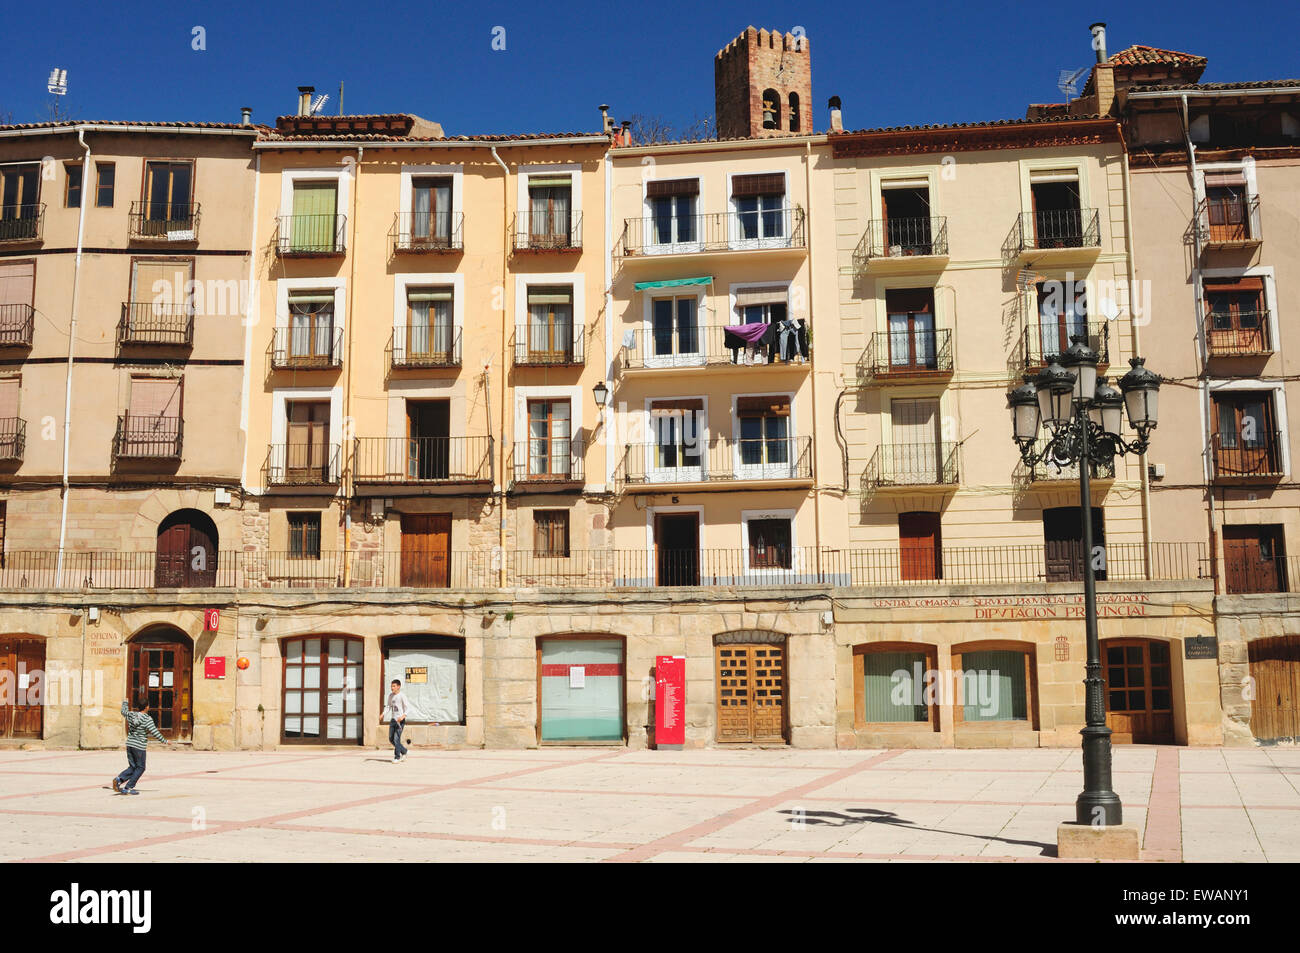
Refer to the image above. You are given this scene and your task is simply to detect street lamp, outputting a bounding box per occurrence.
[1006,340,1161,826]
[592,380,610,409]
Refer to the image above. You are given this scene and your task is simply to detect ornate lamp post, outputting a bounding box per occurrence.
[1006,337,1161,826]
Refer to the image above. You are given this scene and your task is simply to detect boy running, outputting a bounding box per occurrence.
[112,688,171,795]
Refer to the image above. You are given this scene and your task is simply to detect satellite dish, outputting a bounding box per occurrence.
[1057,67,1089,100]
[47,68,68,96]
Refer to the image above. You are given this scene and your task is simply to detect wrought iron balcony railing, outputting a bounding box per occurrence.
[275,213,347,256]
[1196,195,1261,247]
[0,417,25,461]
[622,322,810,369]
[128,201,200,242]
[1205,312,1272,358]
[1019,434,1116,482]
[864,442,960,488]
[511,210,582,252]
[617,436,813,487]
[263,443,342,487]
[113,414,183,460]
[857,329,952,382]
[269,326,344,369]
[1003,208,1100,257]
[618,207,806,256]
[513,323,584,366]
[353,436,492,485]
[117,303,194,347]
[0,204,44,243]
[852,216,949,270]
[1211,431,1284,479]
[0,304,35,347]
[390,211,464,253]
[1023,320,1110,368]
[388,326,461,369]
[510,436,586,484]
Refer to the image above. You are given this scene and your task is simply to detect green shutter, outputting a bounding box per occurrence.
[291,183,338,251]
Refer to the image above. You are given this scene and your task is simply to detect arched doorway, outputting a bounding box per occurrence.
[282,636,363,744]
[128,626,193,740]
[714,630,787,744]
[1102,638,1174,744]
[0,636,44,738]
[156,509,218,588]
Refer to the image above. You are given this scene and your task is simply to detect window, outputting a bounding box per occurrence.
[1214,392,1281,476]
[732,173,786,242]
[886,289,936,370]
[123,376,182,456]
[64,164,82,208]
[1036,280,1088,360]
[411,175,452,245]
[143,161,194,225]
[729,286,804,365]
[282,637,362,743]
[748,518,791,570]
[1223,525,1287,594]
[646,178,698,245]
[858,648,931,723]
[289,181,338,251]
[95,162,115,207]
[1204,172,1250,242]
[538,638,625,742]
[526,286,574,362]
[382,635,465,725]
[650,399,703,474]
[788,92,800,133]
[527,399,571,477]
[527,174,572,245]
[288,291,335,361]
[406,286,453,361]
[1205,276,1267,355]
[286,400,331,481]
[0,377,20,457]
[0,164,41,239]
[958,649,1030,722]
[737,395,790,469]
[1029,172,1083,247]
[1105,641,1172,717]
[650,295,700,363]
[881,184,933,255]
[761,89,779,129]
[534,510,570,558]
[287,513,322,559]
[0,501,5,569]
[128,259,194,341]
[0,259,35,343]
[890,397,942,483]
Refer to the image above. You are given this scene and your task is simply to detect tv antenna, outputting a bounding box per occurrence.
[47,68,68,96]
[309,93,330,115]
[1057,66,1089,101]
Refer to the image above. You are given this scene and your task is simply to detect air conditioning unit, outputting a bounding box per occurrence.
[1148,463,1166,480]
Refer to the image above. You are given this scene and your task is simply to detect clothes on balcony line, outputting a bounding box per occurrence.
[777,319,809,363]
[724,321,774,365]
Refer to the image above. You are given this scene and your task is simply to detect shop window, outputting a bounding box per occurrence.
[958,649,1030,722]
[382,635,465,725]
[537,638,625,743]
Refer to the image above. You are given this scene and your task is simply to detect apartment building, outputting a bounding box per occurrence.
[0,119,257,746]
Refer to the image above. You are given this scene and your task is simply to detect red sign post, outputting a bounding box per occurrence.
[654,655,686,749]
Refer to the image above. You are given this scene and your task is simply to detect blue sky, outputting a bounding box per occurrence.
[3,0,1298,134]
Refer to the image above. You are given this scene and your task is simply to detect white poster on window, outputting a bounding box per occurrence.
[569,666,585,689]
[385,648,462,723]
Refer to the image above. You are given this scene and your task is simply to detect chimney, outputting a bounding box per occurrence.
[297,85,315,116]
[1090,22,1108,63]
[599,104,612,134]
[240,106,252,127]
[828,96,843,133]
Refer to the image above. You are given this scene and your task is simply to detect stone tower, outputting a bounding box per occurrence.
[714,27,812,139]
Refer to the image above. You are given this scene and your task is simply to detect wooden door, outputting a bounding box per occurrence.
[129,638,192,740]
[1224,526,1286,594]
[400,514,451,587]
[287,401,330,481]
[1044,506,1106,582]
[0,638,44,738]
[1249,636,1300,743]
[715,642,786,743]
[1103,639,1174,744]
[154,514,217,588]
[655,513,699,586]
[899,511,942,581]
[1214,397,1277,476]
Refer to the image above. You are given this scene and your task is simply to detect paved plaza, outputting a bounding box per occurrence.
[1,745,1297,863]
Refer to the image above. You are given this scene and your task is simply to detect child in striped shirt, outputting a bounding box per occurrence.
[113,688,172,795]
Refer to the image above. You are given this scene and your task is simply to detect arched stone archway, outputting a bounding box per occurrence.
[156,508,219,588]
[127,625,194,740]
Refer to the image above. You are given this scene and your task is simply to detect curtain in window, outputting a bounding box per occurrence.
[862,651,928,722]
[888,312,911,365]
[961,650,1028,721]
[912,312,936,366]
[550,402,571,474]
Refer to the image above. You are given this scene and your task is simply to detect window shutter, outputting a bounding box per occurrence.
[646,178,700,197]
[0,261,35,307]
[736,396,790,416]
[1203,276,1264,293]
[527,287,573,305]
[734,286,788,308]
[129,377,181,419]
[0,378,19,419]
[731,173,785,197]
[650,398,705,413]
[407,288,453,302]
[528,175,572,188]
[885,289,934,313]
[1204,172,1246,187]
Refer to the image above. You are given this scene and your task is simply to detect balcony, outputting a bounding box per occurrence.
[1196,195,1261,249]
[263,443,342,488]
[511,211,582,253]
[269,326,343,370]
[1018,435,1116,484]
[856,329,952,384]
[512,324,584,367]
[275,214,346,257]
[622,322,809,371]
[1022,321,1110,369]
[117,303,194,348]
[1206,313,1272,359]
[1212,431,1284,480]
[388,326,461,370]
[390,211,464,254]
[852,217,949,273]
[617,436,813,489]
[863,442,959,490]
[510,437,585,487]
[617,207,807,258]
[113,415,182,460]
[128,202,200,243]
[1002,208,1100,261]
[0,205,44,245]
[0,305,34,348]
[353,436,492,486]
[0,417,25,462]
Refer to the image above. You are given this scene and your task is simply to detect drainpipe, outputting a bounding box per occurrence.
[491,146,510,586]
[803,140,823,578]
[239,152,261,490]
[604,144,614,491]
[342,146,362,585]
[56,126,92,587]
[1180,94,1219,592]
